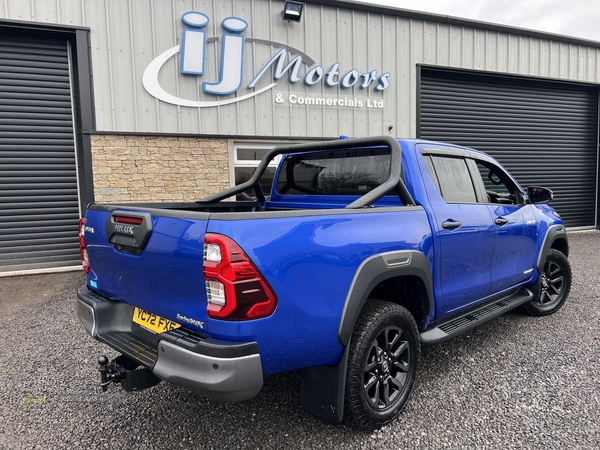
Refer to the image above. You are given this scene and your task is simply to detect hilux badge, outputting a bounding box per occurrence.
[114,224,135,235]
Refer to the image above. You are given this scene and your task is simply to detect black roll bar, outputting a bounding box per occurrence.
[197,136,415,208]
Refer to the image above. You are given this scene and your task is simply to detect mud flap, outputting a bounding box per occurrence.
[300,346,349,425]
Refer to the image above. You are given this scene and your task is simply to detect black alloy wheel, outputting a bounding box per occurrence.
[523,248,571,316]
[363,325,410,411]
[345,300,419,430]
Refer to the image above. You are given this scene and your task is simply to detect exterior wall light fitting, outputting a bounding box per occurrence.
[282,2,303,22]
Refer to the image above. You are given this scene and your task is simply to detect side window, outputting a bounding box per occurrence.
[426,155,477,203]
[474,160,518,205]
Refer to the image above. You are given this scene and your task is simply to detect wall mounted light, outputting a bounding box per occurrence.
[282,2,303,22]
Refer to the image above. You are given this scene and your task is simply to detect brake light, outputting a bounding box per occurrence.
[203,233,277,320]
[114,215,143,225]
[79,218,89,274]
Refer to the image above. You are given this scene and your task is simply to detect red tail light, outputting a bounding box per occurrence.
[203,233,277,320]
[79,218,90,274]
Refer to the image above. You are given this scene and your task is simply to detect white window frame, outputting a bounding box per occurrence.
[229,142,285,189]
[233,143,282,168]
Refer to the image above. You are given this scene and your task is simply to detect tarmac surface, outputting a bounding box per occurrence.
[0,271,85,317]
[0,231,598,449]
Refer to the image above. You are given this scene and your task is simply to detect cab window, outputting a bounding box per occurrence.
[473,160,519,205]
[424,155,477,203]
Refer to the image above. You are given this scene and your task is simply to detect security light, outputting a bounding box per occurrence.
[282,2,303,22]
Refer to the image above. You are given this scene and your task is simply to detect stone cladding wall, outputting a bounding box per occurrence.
[90,135,230,202]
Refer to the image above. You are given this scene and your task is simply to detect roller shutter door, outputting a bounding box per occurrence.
[0,36,80,273]
[419,68,598,228]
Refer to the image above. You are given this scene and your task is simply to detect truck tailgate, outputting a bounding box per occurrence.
[84,207,210,332]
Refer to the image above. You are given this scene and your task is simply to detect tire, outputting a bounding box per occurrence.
[345,300,420,430]
[522,248,571,316]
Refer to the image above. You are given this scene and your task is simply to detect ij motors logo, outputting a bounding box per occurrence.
[143,11,391,108]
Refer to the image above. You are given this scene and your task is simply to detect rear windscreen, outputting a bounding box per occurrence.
[276,148,391,196]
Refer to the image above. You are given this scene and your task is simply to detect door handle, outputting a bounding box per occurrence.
[442,220,461,230]
[495,217,509,226]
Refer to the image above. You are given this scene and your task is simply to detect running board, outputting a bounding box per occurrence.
[420,288,534,345]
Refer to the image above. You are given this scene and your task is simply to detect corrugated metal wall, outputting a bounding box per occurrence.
[0,34,81,272]
[419,68,598,228]
[1,0,599,138]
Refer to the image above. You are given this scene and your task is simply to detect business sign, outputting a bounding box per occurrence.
[143,11,390,109]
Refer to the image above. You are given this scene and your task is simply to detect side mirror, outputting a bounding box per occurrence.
[527,186,553,204]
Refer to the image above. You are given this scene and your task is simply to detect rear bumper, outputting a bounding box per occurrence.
[77,284,263,402]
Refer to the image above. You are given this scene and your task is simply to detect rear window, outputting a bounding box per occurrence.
[276,148,391,196]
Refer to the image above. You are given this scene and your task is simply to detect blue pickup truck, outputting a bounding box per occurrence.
[77,136,570,429]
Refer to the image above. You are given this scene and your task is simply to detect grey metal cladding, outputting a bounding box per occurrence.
[4,1,600,138]
[0,35,80,272]
[337,250,433,346]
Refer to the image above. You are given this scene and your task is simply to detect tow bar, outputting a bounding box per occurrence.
[98,355,161,392]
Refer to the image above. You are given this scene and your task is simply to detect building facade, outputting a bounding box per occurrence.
[0,0,598,273]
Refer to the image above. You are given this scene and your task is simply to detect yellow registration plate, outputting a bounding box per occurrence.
[132,307,181,334]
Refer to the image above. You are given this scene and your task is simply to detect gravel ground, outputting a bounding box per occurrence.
[0,231,599,449]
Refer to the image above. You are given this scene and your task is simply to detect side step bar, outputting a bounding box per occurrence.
[420,288,534,345]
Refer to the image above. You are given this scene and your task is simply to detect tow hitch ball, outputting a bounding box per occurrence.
[97,355,161,392]
[98,355,125,391]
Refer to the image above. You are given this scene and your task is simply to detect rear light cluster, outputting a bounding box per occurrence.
[79,218,90,274]
[203,233,277,320]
